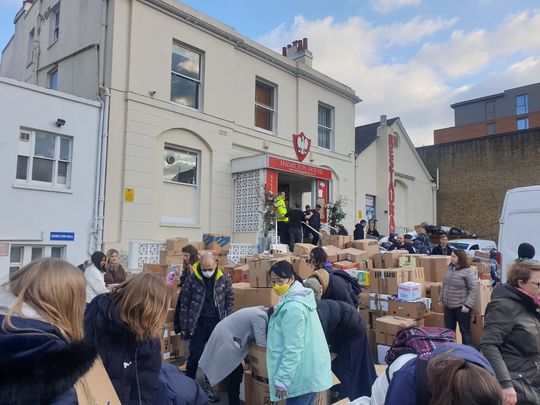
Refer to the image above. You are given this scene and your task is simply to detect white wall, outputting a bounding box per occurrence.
[0,77,100,281]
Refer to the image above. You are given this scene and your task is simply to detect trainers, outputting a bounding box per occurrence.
[200,378,219,402]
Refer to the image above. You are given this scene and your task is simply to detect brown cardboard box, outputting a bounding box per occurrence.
[346,240,380,258]
[380,251,410,268]
[419,256,451,282]
[429,282,443,313]
[471,261,491,277]
[75,357,121,405]
[342,248,368,263]
[423,312,445,327]
[293,243,315,257]
[246,372,284,405]
[190,241,205,251]
[473,279,493,315]
[160,251,184,266]
[322,234,353,249]
[224,263,250,284]
[389,299,429,320]
[470,312,484,346]
[232,283,279,311]
[165,308,175,323]
[169,333,187,358]
[291,256,315,279]
[375,316,418,345]
[370,268,410,295]
[249,344,268,379]
[368,327,377,356]
[333,260,358,270]
[322,246,345,263]
[143,263,168,277]
[357,259,373,270]
[166,237,189,254]
[249,258,290,288]
[474,251,490,259]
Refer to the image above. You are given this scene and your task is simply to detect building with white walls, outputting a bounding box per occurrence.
[355,116,436,235]
[0,76,101,280]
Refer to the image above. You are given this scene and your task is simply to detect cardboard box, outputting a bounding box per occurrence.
[389,299,429,320]
[473,279,493,315]
[471,261,491,277]
[419,256,451,282]
[398,281,422,301]
[357,259,373,270]
[428,282,443,313]
[322,234,353,249]
[143,263,168,277]
[249,344,268,379]
[190,241,205,251]
[471,312,484,346]
[367,293,393,312]
[474,251,490,259]
[375,316,418,345]
[203,233,231,253]
[270,244,289,254]
[232,283,279,311]
[160,251,183,266]
[224,263,250,284]
[399,255,418,268]
[249,258,290,288]
[333,260,358,270]
[75,357,121,405]
[170,333,187,358]
[165,308,175,324]
[423,312,445,328]
[368,327,377,356]
[346,240,380,258]
[370,268,410,295]
[322,246,344,263]
[345,269,370,286]
[359,292,370,307]
[342,248,368,263]
[377,344,391,365]
[376,251,409,268]
[166,237,189,254]
[291,256,315,279]
[293,243,315,257]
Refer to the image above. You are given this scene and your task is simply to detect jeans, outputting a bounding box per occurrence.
[286,392,317,405]
[444,306,473,346]
[288,227,303,251]
[310,228,320,245]
[186,318,219,379]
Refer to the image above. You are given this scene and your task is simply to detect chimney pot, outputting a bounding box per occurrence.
[303,38,308,50]
[282,47,287,56]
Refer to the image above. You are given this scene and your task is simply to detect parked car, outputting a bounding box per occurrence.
[498,185,540,283]
[448,239,497,258]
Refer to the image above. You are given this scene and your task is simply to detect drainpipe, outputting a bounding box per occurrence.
[95,87,110,252]
[432,168,440,225]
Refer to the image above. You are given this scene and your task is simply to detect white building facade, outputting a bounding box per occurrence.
[0,77,101,280]
[355,116,436,235]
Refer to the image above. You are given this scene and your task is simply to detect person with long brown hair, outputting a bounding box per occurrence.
[84,272,169,404]
[0,258,97,404]
[103,248,127,285]
[481,260,540,405]
[438,249,478,345]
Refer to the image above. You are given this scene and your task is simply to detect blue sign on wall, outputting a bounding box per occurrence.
[50,232,75,241]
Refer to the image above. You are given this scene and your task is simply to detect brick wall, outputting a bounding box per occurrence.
[417,129,540,242]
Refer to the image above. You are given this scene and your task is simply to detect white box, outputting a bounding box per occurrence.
[398,281,422,301]
[377,344,391,365]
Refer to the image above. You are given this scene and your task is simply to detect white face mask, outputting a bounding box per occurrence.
[202,269,215,278]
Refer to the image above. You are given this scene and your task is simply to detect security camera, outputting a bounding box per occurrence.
[149,90,157,97]
[55,118,66,127]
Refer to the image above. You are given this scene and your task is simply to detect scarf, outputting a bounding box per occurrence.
[517,287,540,308]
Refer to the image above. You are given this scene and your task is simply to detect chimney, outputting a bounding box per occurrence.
[282,37,313,67]
[380,115,387,126]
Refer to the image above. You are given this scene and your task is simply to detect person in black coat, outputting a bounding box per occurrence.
[354,220,367,240]
[85,272,170,405]
[316,299,377,400]
[431,234,454,256]
[390,234,415,253]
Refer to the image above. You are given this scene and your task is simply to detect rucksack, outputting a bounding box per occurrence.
[385,326,456,365]
[328,268,363,306]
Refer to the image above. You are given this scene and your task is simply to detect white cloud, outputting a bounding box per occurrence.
[372,0,422,14]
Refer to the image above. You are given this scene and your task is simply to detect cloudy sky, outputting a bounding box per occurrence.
[1,0,539,145]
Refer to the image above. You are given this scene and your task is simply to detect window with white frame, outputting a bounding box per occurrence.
[171,43,202,109]
[517,117,529,130]
[49,2,60,44]
[16,129,72,189]
[318,104,333,149]
[9,245,65,277]
[163,144,199,185]
[49,68,58,90]
[27,28,34,65]
[516,94,528,115]
[255,79,275,132]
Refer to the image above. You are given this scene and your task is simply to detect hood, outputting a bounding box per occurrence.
[491,283,539,311]
[87,293,132,338]
[279,281,316,311]
[355,224,364,229]
[0,286,43,321]
[430,343,495,376]
[310,269,330,293]
[192,263,223,282]
[91,251,106,270]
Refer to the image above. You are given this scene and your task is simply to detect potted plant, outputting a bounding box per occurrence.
[327,197,347,235]
[259,190,277,251]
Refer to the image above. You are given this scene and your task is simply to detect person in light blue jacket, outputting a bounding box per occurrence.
[267,261,333,405]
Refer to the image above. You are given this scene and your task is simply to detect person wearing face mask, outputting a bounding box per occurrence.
[267,261,332,405]
[85,251,108,304]
[176,252,234,401]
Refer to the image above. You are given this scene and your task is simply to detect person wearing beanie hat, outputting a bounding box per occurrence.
[516,242,536,262]
[85,251,108,303]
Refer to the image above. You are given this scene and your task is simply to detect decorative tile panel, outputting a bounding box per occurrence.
[233,170,262,233]
[228,243,260,264]
[132,242,166,269]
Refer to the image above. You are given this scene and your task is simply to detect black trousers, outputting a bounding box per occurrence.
[444,306,472,346]
[186,318,219,379]
[226,364,244,405]
[288,227,303,251]
[278,221,289,245]
[311,227,320,245]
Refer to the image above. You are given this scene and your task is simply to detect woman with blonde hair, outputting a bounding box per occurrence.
[0,258,97,404]
[84,272,169,404]
[104,248,127,285]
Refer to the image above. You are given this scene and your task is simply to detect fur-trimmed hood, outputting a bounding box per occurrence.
[0,314,97,404]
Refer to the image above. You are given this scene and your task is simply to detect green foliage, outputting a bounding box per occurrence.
[262,190,277,237]
[328,196,347,230]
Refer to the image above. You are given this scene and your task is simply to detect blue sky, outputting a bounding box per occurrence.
[2,0,540,145]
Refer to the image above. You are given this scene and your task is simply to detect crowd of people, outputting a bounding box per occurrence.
[0,237,538,405]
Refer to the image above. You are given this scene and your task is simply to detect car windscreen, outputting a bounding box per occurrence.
[448,242,469,250]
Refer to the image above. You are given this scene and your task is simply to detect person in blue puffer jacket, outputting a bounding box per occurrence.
[84,272,170,404]
[0,258,97,405]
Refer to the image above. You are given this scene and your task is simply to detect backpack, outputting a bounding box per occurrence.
[385,326,456,366]
[328,268,363,306]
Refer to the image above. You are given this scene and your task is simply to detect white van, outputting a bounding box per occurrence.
[498,185,540,282]
[447,239,497,257]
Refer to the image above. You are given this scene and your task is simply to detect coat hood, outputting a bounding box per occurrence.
[86,293,133,339]
[491,283,539,312]
[431,343,495,376]
[0,287,43,320]
[310,269,330,293]
[277,281,316,311]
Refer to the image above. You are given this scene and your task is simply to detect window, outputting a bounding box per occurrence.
[49,2,60,44]
[517,118,529,130]
[486,123,496,135]
[255,79,275,132]
[318,104,333,149]
[9,246,23,276]
[485,101,495,120]
[15,129,72,188]
[163,144,199,185]
[27,28,34,65]
[49,68,58,90]
[516,94,528,115]
[9,245,65,277]
[171,43,201,109]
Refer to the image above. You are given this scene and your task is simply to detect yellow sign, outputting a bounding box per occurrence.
[358,210,362,220]
[124,187,135,202]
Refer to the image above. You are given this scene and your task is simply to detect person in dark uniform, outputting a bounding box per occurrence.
[286,202,307,252]
[431,234,454,256]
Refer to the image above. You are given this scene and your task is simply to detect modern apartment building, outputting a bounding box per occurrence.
[433,82,540,144]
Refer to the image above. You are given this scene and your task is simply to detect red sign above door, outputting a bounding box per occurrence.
[292,132,311,162]
[268,156,332,180]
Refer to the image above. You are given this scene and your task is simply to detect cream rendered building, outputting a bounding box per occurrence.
[355,116,436,235]
[2,0,360,259]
